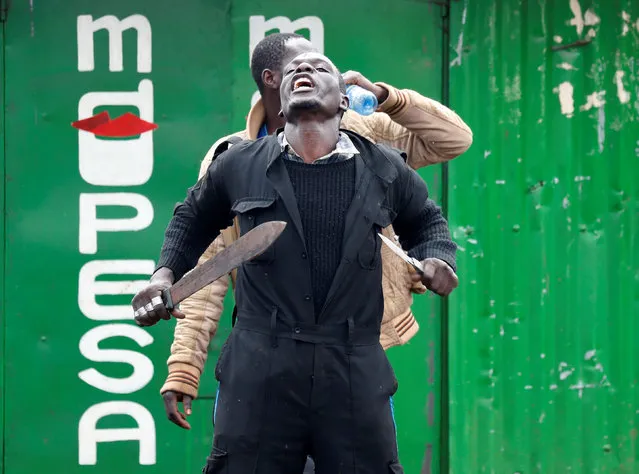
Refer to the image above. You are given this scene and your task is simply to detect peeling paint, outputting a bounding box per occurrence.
[568,0,585,35]
[570,381,597,399]
[29,0,35,37]
[622,11,631,36]
[557,62,577,71]
[614,70,631,104]
[563,195,571,209]
[580,90,606,111]
[553,81,575,117]
[504,74,521,102]
[569,1,601,36]
[584,9,601,27]
[597,107,605,153]
[450,0,468,67]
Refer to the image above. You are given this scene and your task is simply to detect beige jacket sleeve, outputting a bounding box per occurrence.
[160,235,229,398]
[160,132,247,398]
[342,82,473,170]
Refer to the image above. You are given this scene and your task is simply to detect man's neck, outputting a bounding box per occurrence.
[284,117,341,164]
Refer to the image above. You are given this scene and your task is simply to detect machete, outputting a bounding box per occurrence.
[378,232,425,276]
[162,220,287,310]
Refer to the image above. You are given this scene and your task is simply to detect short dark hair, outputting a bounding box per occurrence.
[251,33,305,93]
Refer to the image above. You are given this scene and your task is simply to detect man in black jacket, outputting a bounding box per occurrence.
[132,52,458,474]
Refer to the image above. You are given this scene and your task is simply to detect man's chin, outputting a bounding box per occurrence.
[289,98,322,111]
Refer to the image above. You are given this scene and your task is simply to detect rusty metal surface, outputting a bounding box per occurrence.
[447,0,639,472]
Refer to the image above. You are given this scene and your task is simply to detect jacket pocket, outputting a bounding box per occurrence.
[358,207,395,270]
[231,196,277,264]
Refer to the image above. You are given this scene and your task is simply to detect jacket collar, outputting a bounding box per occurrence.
[249,99,397,184]
[246,98,266,140]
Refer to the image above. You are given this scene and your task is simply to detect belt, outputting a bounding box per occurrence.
[234,309,380,349]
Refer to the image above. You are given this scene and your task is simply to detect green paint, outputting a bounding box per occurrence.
[0,7,5,473]
[2,1,444,472]
[448,0,639,472]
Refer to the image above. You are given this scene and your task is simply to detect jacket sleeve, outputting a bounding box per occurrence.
[156,151,234,280]
[161,234,229,398]
[352,82,473,169]
[391,160,457,271]
[160,140,241,398]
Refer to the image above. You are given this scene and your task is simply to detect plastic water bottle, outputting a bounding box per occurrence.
[346,85,378,116]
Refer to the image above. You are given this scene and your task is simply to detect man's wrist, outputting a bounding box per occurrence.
[374,82,400,114]
[374,84,390,104]
[151,267,175,286]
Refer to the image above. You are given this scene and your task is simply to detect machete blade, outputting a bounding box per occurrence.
[162,220,287,309]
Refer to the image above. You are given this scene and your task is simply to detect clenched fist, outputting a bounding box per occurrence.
[131,267,185,327]
[410,258,458,297]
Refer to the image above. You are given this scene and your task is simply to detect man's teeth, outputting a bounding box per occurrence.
[294,79,313,90]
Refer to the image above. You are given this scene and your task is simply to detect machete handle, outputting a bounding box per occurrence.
[162,288,175,311]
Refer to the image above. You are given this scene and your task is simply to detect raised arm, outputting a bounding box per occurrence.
[342,72,473,169]
[132,153,234,327]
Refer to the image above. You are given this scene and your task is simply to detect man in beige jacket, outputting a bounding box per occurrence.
[160,33,472,431]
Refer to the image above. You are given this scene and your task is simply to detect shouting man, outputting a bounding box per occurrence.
[132,52,458,473]
[160,32,471,429]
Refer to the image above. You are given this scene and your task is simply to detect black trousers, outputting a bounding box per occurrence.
[202,329,403,473]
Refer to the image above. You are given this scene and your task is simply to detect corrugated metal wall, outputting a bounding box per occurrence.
[447,0,639,472]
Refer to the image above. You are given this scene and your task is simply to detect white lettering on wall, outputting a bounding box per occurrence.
[78,324,154,394]
[78,260,155,320]
[78,401,156,465]
[247,15,325,109]
[77,11,156,467]
[79,193,153,255]
[248,15,324,61]
[77,14,152,73]
[78,80,154,186]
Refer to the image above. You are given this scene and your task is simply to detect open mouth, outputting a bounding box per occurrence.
[292,75,315,92]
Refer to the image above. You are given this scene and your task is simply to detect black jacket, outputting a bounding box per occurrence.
[157,130,456,336]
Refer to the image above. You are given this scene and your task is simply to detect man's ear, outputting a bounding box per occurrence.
[339,94,349,113]
[262,69,279,90]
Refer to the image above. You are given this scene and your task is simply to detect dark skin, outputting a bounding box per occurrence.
[260,38,389,135]
[132,49,456,429]
[279,53,349,162]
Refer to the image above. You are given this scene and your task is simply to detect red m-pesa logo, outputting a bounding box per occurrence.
[72,111,157,138]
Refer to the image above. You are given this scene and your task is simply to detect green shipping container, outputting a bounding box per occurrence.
[448,0,639,472]
[0,1,447,472]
